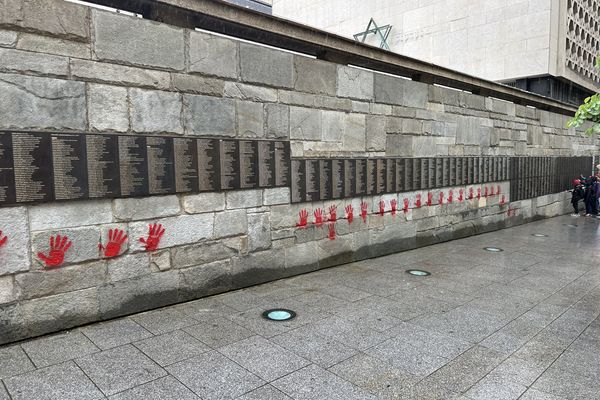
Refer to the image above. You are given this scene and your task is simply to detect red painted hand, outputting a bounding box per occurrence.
[477,188,481,199]
[415,194,422,208]
[489,186,495,196]
[469,187,474,200]
[345,204,354,224]
[314,208,324,226]
[38,235,72,268]
[458,188,464,202]
[438,191,444,205]
[297,209,309,228]
[328,223,336,240]
[360,201,368,223]
[448,189,453,203]
[390,199,398,216]
[427,192,433,206]
[100,228,128,258]
[139,223,165,252]
[484,186,489,198]
[497,185,501,195]
[378,200,385,216]
[0,230,7,248]
[403,198,409,214]
[328,205,337,222]
[500,195,506,206]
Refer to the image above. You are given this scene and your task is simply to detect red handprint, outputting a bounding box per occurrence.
[0,230,7,248]
[497,185,501,196]
[469,187,474,200]
[458,188,464,202]
[489,186,495,197]
[438,191,444,205]
[314,208,324,226]
[328,205,337,222]
[390,199,398,216]
[448,189,453,203]
[139,223,165,252]
[477,188,481,199]
[328,223,336,240]
[403,198,409,214]
[297,209,309,228]
[427,192,433,206]
[415,194,422,208]
[38,235,72,268]
[378,200,385,216]
[360,201,368,223]
[500,195,506,206]
[345,204,354,224]
[484,186,489,198]
[99,228,127,258]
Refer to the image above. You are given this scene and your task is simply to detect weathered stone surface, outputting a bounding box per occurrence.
[342,113,366,151]
[179,260,232,301]
[337,65,374,100]
[171,73,224,96]
[150,250,171,272]
[130,89,183,134]
[183,192,225,214]
[92,10,184,70]
[265,103,290,139]
[189,31,237,78]
[107,253,151,282]
[88,83,129,132]
[113,195,180,221]
[264,188,290,205]
[237,101,264,137]
[32,226,101,266]
[0,48,69,76]
[403,80,429,108]
[70,59,170,89]
[0,303,27,345]
[247,213,271,252]
[366,115,386,151]
[15,260,107,300]
[224,82,278,103]
[321,110,345,142]
[171,240,239,269]
[10,0,90,41]
[0,29,17,47]
[0,207,30,276]
[227,189,263,209]
[29,200,112,231]
[214,210,248,238]
[290,106,322,140]
[374,73,405,105]
[0,276,16,304]
[17,33,90,58]
[0,73,85,130]
[240,43,294,88]
[184,94,235,136]
[294,56,336,96]
[128,213,214,251]
[285,242,319,274]
[231,249,286,288]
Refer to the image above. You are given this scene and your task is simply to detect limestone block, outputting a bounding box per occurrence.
[113,195,180,221]
[130,89,183,134]
[270,203,307,229]
[171,74,224,96]
[370,103,392,115]
[294,56,336,96]
[315,95,352,112]
[0,29,17,47]
[183,192,225,214]
[0,48,68,76]
[214,210,248,238]
[264,188,290,205]
[279,90,315,107]
[247,213,270,252]
[70,59,170,89]
[366,115,386,151]
[128,213,214,251]
[179,259,232,301]
[236,100,264,138]
[428,85,459,105]
[17,33,90,58]
[29,200,112,231]
[342,113,366,152]
[0,207,30,276]
[226,189,263,209]
[224,82,278,103]
[88,83,129,132]
[321,110,345,142]
[0,73,85,130]
[337,65,373,100]
[15,260,107,300]
[0,276,15,304]
[352,101,370,113]
[32,226,101,266]
[240,43,294,88]
[184,94,235,136]
[402,118,423,135]
[402,80,429,108]
[0,302,26,345]
[150,250,171,271]
[189,31,237,78]
[265,103,290,139]
[106,253,150,282]
[290,106,322,140]
[317,234,353,268]
[92,10,184,70]
[231,249,286,288]
[374,73,405,105]
[171,240,238,269]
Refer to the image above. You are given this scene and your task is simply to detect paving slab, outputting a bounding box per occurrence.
[81,318,152,350]
[0,345,35,379]
[108,376,199,400]
[133,330,210,366]
[21,331,99,368]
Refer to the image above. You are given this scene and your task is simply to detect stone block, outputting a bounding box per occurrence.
[15,260,107,300]
[171,73,224,96]
[179,260,233,301]
[70,59,170,89]
[322,110,345,142]
[189,30,237,78]
[0,206,30,276]
[113,195,180,221]
[16,33,90,58]
[317,234,353,268]
[247,213,271,251]
[171,240,239,269]
[231,249,286,288]
[315,95,352,111]
[150,250,171,271]
[227,189,263,209]
[184,94,235,136]
[0,29,17,47]
[32,226,101,266]
[366,115,386,151]
[0,47,68,76]
[107,253,150,282]
[129,213,214,251]
[284,241,319,275]
[264,187,290,205]
[342,113,366,151]
[224,82,278,103]
[403,80,429,108]
[237,100,264,137]
[214,209,248,238]
[92,9,184,70]
[290,106,322,140]
[240,42,294,88]
[265,103,290,139]
[29,199,112,231]
[14,0,90,41]
[294,56,336,95]
[130,88,183,134]
[374,73,405,105]
[0,303,26,345]
[337,65,373,100]
[183,192,225,213]
[0,276,16,304]
[0,73,85,130]
[279,90,315,107]
[88,83,129,132]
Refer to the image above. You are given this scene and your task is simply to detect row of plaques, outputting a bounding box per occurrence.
[291,156,510,203]
[0,131,290,205]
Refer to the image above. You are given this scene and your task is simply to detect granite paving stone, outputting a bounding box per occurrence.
[21,331,99,368]
[0,345,35,379]
[236,385,292,400]
[464,373,528,400]
[131,308,198,335]
[0,384,8,400]
[108,376,199,400]
[80,318,153,350]
[183,317,254,348]
[133,330,210,366]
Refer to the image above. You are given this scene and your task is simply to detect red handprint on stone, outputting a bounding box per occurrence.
[489,186,495,197]
[500,195,506,206]
[448,189,453,203]
[297,209,309,228]
[458,188,464,202]
[139,223,165,252]
[469,187,474,200]
[314,208,324,226]
[360,201,368,223]
[415,194,422,208]
[0,230,7,248]
[378,200,385,216]
[345,204,354,224]
[99,228,128,258]
[403,198,409,214]
[477,188,481,199]
[427,192,433,206]
[497,185,501,195]
[328,223,336,240]
[390,199,398,216]
[38,235,72,268]
[328,205,337,222]
[438,191,444,205]
[484,186,489,198]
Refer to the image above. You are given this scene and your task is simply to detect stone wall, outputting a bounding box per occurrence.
[0,0,597,344]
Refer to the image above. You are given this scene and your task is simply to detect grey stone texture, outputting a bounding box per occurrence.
[130,89,183,134]
[70,59,171,89]
[236,100,264,137]
[188,30,237,78]
[128,213,214,251]
[337,65,374,100]
[16,33,90,58]
[87,83,129,132]
[294,56,337,96]
[0,206,30,276]
[290,106,322,140]
[0,29,18,47]
[0,47,69,76]
[240,43,294,88]
[113,195,180,221]
[184,94,235,136]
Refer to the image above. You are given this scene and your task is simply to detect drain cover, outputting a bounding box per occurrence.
[262,309,296,321]
[406,269,431,276]
[484,247,503,252]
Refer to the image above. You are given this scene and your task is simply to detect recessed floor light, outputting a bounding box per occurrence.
[406,269,431,276]
[262,309,296,322]
[484,247,503,252]
[531,233,547,237]
[566,224,578,228]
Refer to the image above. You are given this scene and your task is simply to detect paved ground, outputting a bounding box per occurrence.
[2,215,600,400]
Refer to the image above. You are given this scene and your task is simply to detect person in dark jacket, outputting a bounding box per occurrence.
[570,179,585,216]
[584,176,598,216]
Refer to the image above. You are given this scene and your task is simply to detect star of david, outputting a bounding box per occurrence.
[353,18,392,50]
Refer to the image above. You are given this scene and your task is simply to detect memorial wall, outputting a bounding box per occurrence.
[0,0,597,344]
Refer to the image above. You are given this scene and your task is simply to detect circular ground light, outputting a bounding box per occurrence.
[262,309,296,322]
[406,269,431,276]
[531,233,548,237]
[484,247,504,252]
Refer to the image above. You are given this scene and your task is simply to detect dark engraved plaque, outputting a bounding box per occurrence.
[87,134,120,198]
[258,141,275,188]
[344,159,356,198]
[435,158,443,187]
[305,159,320,202]
[0,132,15,204]
[376,159,387,194]
[396,159,404,192]
[319,159,332,201]
[12,132,54,203]
[239,140,259,189]
[173,138,199,193]
[219,139,239,190]
[332,159,344,199]
[51,134,88,201]
[274,141,290,187]
[146,136,175,195]
[442,158,449,187]
[456,158,464,186]
[405,158,413,191]
[355,159,367,195]
[118,136,148,197]
[420,158,429,189]
[427,158,435,188]
[412,158,421,190]
[386,159,396,193]
[449,157,456,186]
[291,159,305,203]
[198,138,221,192]
[366,159,377,195]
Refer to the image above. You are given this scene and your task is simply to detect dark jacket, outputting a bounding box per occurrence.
[571,184,585,203]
